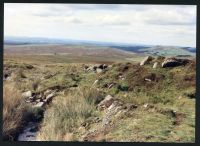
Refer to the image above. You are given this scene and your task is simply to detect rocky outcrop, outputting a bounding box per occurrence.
[153,62,158,69]
[84,64,108,73]
[97,95,114,110]
[82,95,138,141]
[140,56,154,66]
[161,57,189,68]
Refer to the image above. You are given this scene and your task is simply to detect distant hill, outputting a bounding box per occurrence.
[4,44,137,60]
[136,45,195,57]
[4,36,196,57]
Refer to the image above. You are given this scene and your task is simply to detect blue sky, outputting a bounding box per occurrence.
[4,4,196,47]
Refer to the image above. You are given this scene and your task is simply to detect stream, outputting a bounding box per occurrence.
[18,122,40,141]
[17,91,56,141]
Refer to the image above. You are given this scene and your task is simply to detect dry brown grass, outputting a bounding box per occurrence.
[3,82,26,140]
[37,88,98,141]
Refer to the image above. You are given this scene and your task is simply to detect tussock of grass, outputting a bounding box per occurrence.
[3,83,27,140]
[38,88,100,141]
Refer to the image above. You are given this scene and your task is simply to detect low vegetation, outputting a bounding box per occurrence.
[3,55,196,142]
[37,88,101,141]
[2,82,33,140]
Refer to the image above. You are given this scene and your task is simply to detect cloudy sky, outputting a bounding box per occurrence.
[4,4,196,47]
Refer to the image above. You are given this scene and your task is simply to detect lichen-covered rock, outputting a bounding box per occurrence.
[96,68,103,73]
[140,56,154,66]
[162,57,189,68]
[22,91,32,98]
[97,95,114,110]
[153,62,158,69]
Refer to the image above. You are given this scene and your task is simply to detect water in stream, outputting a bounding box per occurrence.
[17,122,40,141]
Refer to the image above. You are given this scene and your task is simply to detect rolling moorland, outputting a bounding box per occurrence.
[3,38,196,142]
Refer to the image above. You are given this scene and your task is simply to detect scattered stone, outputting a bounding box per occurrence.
[96,68,103,73]
[103,64,108,69]
[26,65,34,69]
[34,102,45,108]
[140,56,154,66]
[124,103,138,111]
[153,62,158,69]
[25,100,31,103]
[36,99,41,103]
[98,64,104,69]
[93,65,98,71]
[22,91,32,98]
[144,78,152,82]
[178,96,182,99]
[98,95,114,110]
[143,103,148,108]
[108,65,113,68]
[29,96,36,101]
[93,117,102,123]
[44,92,55,103]
[119,75,125,80]
[162,57,189,68]
[84,65,89,70]
[44,90,52,96]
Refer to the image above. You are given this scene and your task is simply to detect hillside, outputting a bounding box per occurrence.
[4,44,136,58]
[3,55,195,142]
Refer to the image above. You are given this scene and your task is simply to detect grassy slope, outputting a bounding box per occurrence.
[3,56,196,142]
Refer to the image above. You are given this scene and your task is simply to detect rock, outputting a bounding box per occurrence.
[29,96,36,101]
[178,96,182,99]
[107,101,123,112]
[93,117,102,123]
[93,65,98,71]
[108,65,113,68]
[153,62,158,69]
[161,57,189,68]
[124,103,138,111]
[140,56,154,66]
[103,64,108,69]
[98,64,104,69]
[98,95,114,110]
[96,68,103,73]
[44,92,55,103]
[119,75,125,80]
[143,103,154,109]
[143,103,148,108]
[98,64,108,69]
[26,65,34,69]
[22,91,32,98]
[36,99,41,103]
[86,66,93,71]
[84,65,89,70]
[34,102,45,108]
[102,100,124,128]
[44,90,52,96]
[144,78,152,82]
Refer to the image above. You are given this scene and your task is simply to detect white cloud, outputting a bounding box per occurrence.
[4,4,196,47]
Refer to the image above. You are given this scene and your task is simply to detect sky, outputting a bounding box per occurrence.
[4,4,196,47]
